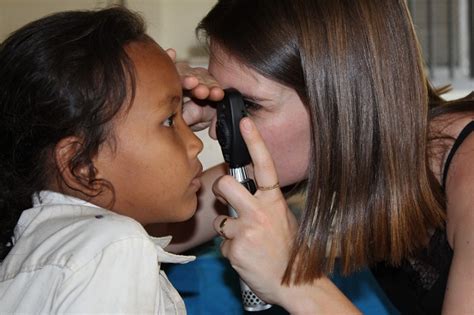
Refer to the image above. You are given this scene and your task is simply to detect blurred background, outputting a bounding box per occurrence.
[407,0,473,98]
[1,0,472,169]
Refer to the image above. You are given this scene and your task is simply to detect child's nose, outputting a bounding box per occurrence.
[187,127,204,157]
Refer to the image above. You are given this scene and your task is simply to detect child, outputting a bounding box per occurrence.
[0,7,203,314]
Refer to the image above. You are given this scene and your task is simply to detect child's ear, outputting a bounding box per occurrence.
[54,136,101,195]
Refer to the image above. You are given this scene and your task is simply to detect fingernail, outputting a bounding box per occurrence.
[241,118,252,133]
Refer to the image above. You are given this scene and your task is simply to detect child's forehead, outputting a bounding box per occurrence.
[124,40,165,63]
[121,40,181,110]
[125,40,179,83]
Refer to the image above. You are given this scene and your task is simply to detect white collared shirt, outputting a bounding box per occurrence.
[0,191,194,314]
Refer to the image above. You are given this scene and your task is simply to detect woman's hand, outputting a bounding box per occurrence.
[166,49,224,131]
[211,118,360,314]
[212,117,299,304]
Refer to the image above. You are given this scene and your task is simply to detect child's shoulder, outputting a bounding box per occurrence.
[63,206,157,268]
[2,202,156,278]
[41,203,155,263]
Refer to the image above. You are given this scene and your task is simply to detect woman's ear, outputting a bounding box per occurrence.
[54,136,101,196]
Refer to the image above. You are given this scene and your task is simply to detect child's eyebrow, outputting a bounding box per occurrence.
[156,95,182,113]
[169,95,181,104]
[160,95,181,106]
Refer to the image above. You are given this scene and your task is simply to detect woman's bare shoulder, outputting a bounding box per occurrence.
[440,118,474,313]
[429,113,474,184]
[436,113,474,247]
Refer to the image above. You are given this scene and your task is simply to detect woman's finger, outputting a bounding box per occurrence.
[240,118,280,194]
[165,48,177,62]
[212,175,256,216]
[182,99,217,131]
[181,76,200,90]
[187,83,223,101]
[182,100,205,126]
[175,64,224,100]
[208,86,225,101]
[213,215,237,240]
[219,237,230,258]
[188,84,211,99]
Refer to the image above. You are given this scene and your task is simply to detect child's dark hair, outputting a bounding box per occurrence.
[0,7,148,261]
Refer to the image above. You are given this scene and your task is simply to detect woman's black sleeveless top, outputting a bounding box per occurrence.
[371,121,474,315]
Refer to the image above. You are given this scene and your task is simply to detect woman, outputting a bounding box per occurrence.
[158,0,474,313]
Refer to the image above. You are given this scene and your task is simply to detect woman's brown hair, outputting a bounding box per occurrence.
[198,0,446,284]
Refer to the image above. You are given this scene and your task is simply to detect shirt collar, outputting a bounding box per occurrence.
[32,190,101,208]
[16,191,195,264]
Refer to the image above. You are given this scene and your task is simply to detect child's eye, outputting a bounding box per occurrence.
[243,100,262,112]
[163,114,176,127]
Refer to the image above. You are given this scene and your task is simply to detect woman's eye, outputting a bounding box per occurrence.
[163,114,176,127]
[243,100,262,112]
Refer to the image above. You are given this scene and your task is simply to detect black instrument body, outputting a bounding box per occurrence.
[215,88,271,312]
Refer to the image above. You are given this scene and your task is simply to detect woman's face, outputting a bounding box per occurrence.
[208,45,311,187]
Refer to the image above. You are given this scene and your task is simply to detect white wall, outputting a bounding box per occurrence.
[0,0,216,60]
[136,0,216,64]
[0,0,101,40]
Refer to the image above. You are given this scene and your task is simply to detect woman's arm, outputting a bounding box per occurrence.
[442,131,474,314]
[277,277,361,314]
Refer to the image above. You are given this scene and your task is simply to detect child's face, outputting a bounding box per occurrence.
[93,41,203,225]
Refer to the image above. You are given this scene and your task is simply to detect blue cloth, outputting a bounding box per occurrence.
[165,246,244,314]
[331,268,399,314]
[165,239,399,315]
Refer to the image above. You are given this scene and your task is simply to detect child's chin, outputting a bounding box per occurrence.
[175,199,198,222]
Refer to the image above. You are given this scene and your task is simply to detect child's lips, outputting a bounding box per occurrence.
[191,177,202,190]
[190,163,203,190]
[194,163,203,179]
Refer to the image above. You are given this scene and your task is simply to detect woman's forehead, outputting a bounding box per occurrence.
[209,48,292,100]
